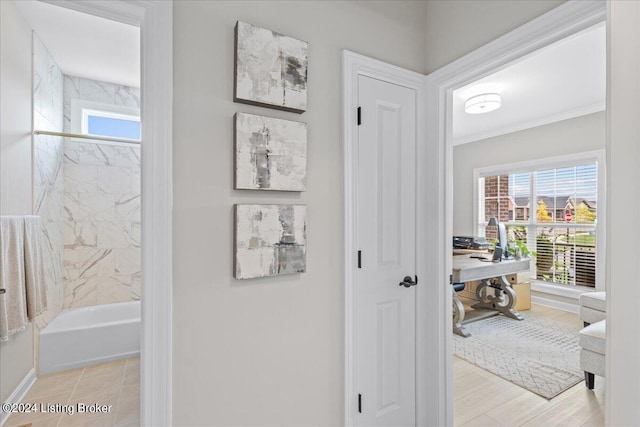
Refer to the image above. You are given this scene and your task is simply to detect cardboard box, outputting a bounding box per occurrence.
[512,282,531,311]
[459,280,482,301]
[506,272,531,285]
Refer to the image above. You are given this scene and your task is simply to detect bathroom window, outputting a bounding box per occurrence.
[82,109,141,140]
[71,99,140,143]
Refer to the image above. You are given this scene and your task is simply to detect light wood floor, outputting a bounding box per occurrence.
[454,304,605,427]
[5,358,139,427]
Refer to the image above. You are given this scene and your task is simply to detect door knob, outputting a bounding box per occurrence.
[399,276,417,288]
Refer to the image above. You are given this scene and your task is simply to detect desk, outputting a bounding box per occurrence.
[452,256,531,337]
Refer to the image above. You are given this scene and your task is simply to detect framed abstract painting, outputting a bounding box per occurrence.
[234,204,307,279]
[234,112,307,191]
[234,21,308,113]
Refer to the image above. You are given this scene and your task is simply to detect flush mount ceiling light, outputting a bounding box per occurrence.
[465,93,502,114]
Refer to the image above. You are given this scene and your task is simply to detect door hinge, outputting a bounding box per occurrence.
[449,274,453,285]
[358,393,362,413]
[357,106,362,126]
[357,250,362,269]
[415,275,418,285]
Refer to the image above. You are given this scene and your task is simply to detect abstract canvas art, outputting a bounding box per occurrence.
[235,112,307,191]
[234,21,308,113]
[234,204,307,279]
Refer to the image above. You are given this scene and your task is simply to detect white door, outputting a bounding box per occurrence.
[356,75,417,426]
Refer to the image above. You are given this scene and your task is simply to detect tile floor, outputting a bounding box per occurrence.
[5,358,139,427]
[6,304,602,427]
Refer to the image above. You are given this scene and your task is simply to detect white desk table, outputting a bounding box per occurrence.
[452,255,531,337]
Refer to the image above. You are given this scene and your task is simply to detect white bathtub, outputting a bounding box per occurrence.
[39,301,140,374]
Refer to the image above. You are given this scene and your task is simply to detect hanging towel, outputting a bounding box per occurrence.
[0,216,28,341]
[23,216,47,320]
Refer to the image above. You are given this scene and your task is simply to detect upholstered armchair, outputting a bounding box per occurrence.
[579,291,606,389]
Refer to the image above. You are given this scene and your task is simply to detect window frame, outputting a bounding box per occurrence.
[473,150,606,292]
[70,98,141,145]
[82,108,141,141]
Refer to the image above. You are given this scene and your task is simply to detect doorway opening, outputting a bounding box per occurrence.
[1,1,172,426]
[424,1,608,425]
[9,2,142,425]
[342,50,429,426]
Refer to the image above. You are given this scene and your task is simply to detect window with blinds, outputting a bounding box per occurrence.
[478,160,598,287]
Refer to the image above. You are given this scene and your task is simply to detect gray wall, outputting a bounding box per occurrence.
[453,112,606,236]
[607,1,640,423]
[425,0,564,72]
[172,1,427,424]
[0,0,34,404]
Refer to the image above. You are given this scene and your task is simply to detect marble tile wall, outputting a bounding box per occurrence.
[62,76,141,307]
[33,34,65,328]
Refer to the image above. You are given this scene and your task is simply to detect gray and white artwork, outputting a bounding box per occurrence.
[235,113,307,191]
[234,204,307,279]
[234,21,308,113]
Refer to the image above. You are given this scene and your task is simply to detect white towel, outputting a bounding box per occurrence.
[0,216,28,341]
[23,216,47,320]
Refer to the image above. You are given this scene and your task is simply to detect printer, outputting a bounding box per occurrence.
[453,236,492,250]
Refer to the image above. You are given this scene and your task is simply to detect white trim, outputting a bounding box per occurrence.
[0,369,36,426]
[342,50,429,426]
[40,0,150,26]
[139,2,173,426]
[531,295,580,314]
[474,149,605,177]
[454,102,605,146]
[51,2,173,426]
[425,1,606,425]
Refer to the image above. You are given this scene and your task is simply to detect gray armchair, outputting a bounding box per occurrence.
[579,291,606,389]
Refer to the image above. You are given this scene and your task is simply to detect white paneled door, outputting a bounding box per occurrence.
[356,75,417,426]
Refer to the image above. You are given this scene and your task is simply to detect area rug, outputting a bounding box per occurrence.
[453,312,583,399]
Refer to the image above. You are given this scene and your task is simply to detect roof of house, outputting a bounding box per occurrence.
[512,196,596,210]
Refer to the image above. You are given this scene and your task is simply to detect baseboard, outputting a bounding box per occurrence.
[531,295,580,314]
[0,368,36,426]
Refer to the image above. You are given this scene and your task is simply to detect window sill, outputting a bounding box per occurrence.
[69,136,140,148]
[530,280,597,300]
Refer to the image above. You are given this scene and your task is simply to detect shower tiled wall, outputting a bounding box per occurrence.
[33,34,65,328]
[62,76,141,307]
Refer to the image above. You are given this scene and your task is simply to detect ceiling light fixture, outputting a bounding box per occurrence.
[465,93,502,114]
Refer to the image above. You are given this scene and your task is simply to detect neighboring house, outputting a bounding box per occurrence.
[511,196,596,222]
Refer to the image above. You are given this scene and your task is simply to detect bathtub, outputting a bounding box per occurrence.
[39,301,140,374]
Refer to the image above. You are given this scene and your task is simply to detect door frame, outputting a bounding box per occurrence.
[342,50,429,426]
[426,0,606,426]
[41,1,173,425]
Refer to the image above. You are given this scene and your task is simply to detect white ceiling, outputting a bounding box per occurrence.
[15,1,140,88]
[452,23,606,145]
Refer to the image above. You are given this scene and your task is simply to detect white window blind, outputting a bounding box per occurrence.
[478,160,598,287]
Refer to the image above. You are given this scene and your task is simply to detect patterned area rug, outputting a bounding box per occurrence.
[453,312,583,399]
